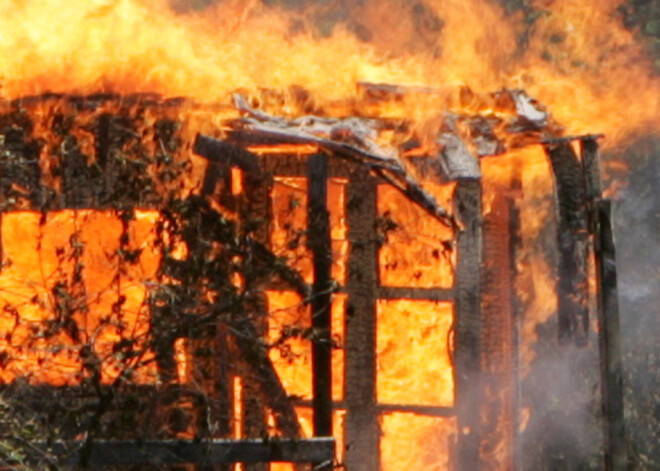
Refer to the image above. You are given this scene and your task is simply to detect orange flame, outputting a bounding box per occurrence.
[0,0,657,147]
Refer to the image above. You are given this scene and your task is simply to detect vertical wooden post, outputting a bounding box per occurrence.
[509,172,523,471]
[344,167,379,471]
[307,153,333,440]
[582,138,627,471]
[437,136,483,471]
[242,163,272,471]
[544,142,589,344]
[199,160,237,471]
[480,189,515,470]
[595,200,627,471]
[454,178,483,471]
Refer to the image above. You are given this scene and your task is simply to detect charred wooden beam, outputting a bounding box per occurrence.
[544,142,589,344]
[29,438,335,467]
[509,172,524,471]
[439,135,483,471]
[541,133,605,146]
[453,177,483,471]
[344,168,380,471]
[481,190,516,471]
[194,134,262,176]
[230,310,302,440]
[241,163,280,471]
[307,153,333,440]
[377,286,454,302]
[292,399,455,418]
[594,199,627,471]
[581,137,603,236]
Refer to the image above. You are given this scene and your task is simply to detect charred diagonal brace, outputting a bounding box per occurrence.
[229,317,303,438]
[194,133,457,230]
[248,238,311,300]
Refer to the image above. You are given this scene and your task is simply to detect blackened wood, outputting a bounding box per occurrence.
[61,136,95,208]
[545,142,589,344]
[229,314,301,439]
[376,286,454,302]
[241,168,277,471]
[307,154,333,439]
[540,133,604,146]
[453,178,483,471]
[202,161,224,196]
[194,134,262,176]
[95,113,112,206]
[344,168,379,471]
[580,138,602,203]
[480,191,515,471]
[509,173,523,471]
[594,199,627,471]
[581,137,602,236]
[214,326,234,437]
[31,438,335,467]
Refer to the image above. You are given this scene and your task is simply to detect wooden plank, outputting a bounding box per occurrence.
[377,286,454,302]
[291,399,455,418]
[594,199,627,471]
[30,438,335,467]
[344,168,380,471]
[453,178,483,471]
[544,142,589,344]
[307,153,333,439]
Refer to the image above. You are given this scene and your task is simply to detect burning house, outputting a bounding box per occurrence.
[0,0,657,470]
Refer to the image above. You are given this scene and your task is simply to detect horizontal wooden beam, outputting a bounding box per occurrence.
[377,286,454,302]
[30,439,335,467]
[292,399,455,418]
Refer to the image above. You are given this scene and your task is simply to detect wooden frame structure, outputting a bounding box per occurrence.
[0,93,626,471]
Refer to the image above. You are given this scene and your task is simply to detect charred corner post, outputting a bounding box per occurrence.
[543,136,627,471]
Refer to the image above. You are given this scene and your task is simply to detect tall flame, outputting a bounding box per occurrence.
[0,0,658,147]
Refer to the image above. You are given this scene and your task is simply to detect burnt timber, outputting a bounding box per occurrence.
[447,160,483,471]
[344,167,380,471]
[29,438,335,468]
[544,142,590,344]
[582,138,627,471]
[307,153,334,442]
